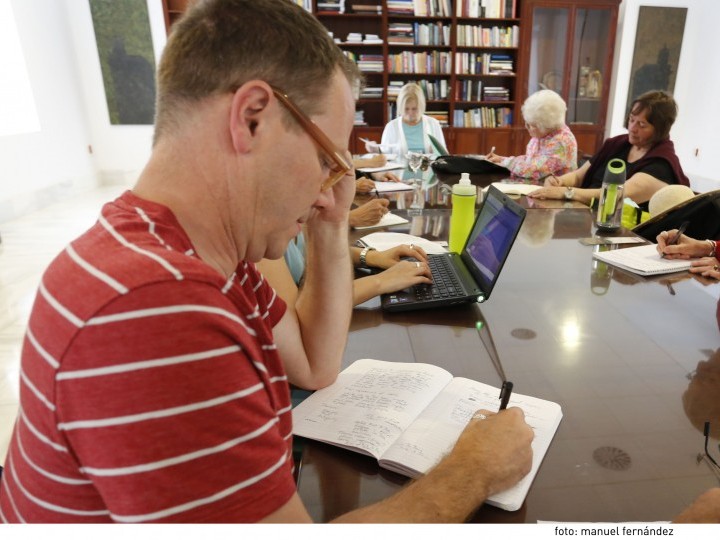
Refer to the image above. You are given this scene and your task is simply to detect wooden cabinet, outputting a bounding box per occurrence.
[517,0,620,154]
[162,0,194,34]
[161,1,620,156]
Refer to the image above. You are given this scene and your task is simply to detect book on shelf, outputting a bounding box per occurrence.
[352,4,383,14]
[387,0,414,15]
[591,243,695,276]
[363,34,384,44]
[456,0,516,19]
[317,0,345,14]
[457,24,519,48]
[360,86,383,99]
[293,358,563,512]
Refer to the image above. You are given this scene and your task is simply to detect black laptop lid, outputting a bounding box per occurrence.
[460,185,526,299]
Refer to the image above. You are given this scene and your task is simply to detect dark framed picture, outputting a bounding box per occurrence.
[626,6,687,114]
[89,0,157,125]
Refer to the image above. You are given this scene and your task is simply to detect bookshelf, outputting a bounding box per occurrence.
[161,0,620,156]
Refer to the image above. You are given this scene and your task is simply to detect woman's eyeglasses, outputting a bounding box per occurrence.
[272,88,352,192]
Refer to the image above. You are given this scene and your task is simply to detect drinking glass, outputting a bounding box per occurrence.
[406,152,423,180]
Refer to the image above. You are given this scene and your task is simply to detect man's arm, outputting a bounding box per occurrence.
[272,172,355,390]
[260,408,534,523]
[673,488,720,523]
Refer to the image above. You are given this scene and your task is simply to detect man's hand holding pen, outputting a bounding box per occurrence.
[454,407,534,498]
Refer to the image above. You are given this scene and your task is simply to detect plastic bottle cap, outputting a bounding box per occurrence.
[459,172,471,185]
[606,158,626,174]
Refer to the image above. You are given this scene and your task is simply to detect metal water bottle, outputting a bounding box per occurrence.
[595,158,626,231]
[448,173,477,253]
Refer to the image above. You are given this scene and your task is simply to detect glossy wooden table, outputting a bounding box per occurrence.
[295,173,720,523]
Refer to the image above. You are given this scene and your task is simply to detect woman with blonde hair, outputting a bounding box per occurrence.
[373,83,447,156]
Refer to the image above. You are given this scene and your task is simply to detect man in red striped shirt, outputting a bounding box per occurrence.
[0,0,532,523]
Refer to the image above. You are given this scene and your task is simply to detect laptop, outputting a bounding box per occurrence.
[381,185,526,312]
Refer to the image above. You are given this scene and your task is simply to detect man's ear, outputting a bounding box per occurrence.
[228,82,273,154]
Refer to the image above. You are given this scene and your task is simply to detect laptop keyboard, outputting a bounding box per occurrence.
[415,255,463,300]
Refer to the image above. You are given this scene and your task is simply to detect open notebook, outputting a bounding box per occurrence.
[591,243,694,276]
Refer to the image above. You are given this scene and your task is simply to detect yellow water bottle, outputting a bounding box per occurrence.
[448,173,477,253]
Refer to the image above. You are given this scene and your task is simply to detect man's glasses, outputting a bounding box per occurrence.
[272,88,352,192]
[697,421,720,483]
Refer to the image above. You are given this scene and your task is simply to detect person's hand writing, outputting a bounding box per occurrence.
[486,152,504,164]
[656,230,710,259]
[368,244,429,269]
[446,408,533,498]
[349,198,390,227]
[365,141,381,153]
[374,171,401,182]
[355,177,376,194]
[544,175,563,187]
[527,186,564,200]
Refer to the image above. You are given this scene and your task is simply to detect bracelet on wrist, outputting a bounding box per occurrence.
[359,246,376,268]
[707,239,716,257]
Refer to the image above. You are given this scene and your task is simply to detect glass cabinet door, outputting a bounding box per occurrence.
[527,8,569,97]
[567,9,612,125]
[527,6,612,126]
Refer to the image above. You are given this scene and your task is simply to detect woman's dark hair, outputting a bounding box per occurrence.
[625,90,678,144]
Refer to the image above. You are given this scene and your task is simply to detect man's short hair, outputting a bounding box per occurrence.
[154,0,360,143]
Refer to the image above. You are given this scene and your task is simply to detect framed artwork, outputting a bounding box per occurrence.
[626,6,687,114]
[89,0,156,125]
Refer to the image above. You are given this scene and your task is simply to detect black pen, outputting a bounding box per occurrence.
[499,380,513,410]
[661,220,689,258]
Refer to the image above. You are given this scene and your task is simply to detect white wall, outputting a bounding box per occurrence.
[0,0,94,222]
[609,0,720,192]
[0,0,167,224]
[63,0,167,185]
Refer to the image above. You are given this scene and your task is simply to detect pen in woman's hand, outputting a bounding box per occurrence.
[661,221,689,258]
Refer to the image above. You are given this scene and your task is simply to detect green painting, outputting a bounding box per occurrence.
[89,0,156,125]
[626,6,687,115]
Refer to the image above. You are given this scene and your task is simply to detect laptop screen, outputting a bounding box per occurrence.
[461,186,525,295]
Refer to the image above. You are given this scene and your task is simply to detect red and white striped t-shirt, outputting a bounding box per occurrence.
[0,191,295,522]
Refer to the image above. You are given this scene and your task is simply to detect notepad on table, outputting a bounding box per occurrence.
[293,359,563,512]
[358,232,448,254]
[352,212,409,230]
[372,180,413,192]
[592,243,695,276]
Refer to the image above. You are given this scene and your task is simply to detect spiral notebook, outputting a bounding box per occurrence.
[591,243,694,276]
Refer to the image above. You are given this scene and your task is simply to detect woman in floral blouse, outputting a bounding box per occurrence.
[487,89,577,182]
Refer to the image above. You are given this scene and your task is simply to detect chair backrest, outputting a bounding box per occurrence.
[633,189,720,241]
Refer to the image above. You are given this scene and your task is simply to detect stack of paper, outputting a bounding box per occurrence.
[358,232,448,254]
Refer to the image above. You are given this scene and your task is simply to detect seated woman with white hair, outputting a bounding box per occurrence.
[487,89,577,182]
